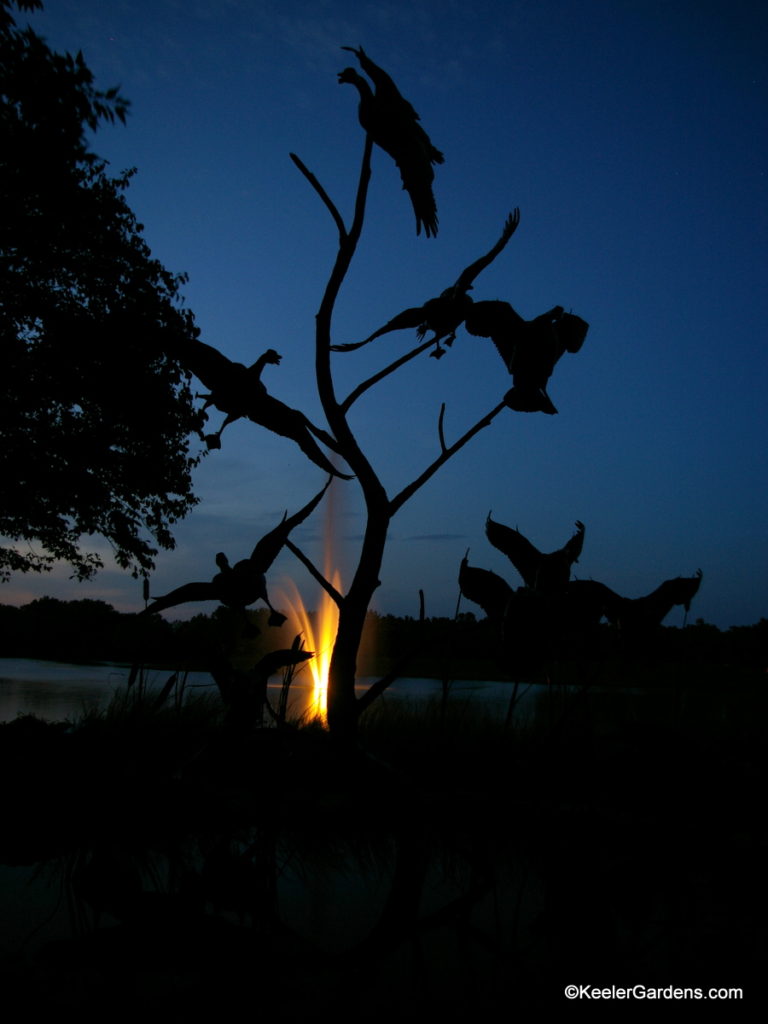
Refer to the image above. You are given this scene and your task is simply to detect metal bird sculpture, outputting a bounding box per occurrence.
[144,479,332,622]
[180,338,351,478]
[333,210,521,355]
[219,648,315,730]
[339,45,444,237]
[485,516,585,593]
[605,569,703,634]
[458,551,514,622]
[464,301,588,414]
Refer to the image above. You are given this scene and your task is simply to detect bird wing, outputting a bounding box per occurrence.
[561,520,585,564]
[342,45,422,121]
[459,556,513,620]
[254,649,314,681]
[332,306,427,351]
[454,210,520,291]
[145,581,216,614]
[464,300,522,338]
[249,478,332,570]
[180,339,236,393]
[485,515,544,588]
[464,300,523,370]
[391,138,440,237]
[246,397,352,478]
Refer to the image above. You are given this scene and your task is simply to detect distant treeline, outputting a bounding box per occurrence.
[0,597,766,680]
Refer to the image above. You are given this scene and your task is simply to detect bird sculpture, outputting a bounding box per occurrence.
[333,210,521,356]
[339,45,444,237]
[464,301,588,414]
[603,570,703,634]
[144,480,332,622]
[180,338,351,478]
[217,648,315,731]
[486,516,585,593]
[458,551,515,622]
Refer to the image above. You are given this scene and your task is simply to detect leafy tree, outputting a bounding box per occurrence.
[0,0,204,582]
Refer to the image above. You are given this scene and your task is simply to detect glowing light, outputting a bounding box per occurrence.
[274,476,343,725]
[277,573,340,725]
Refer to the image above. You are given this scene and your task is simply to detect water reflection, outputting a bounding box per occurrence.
[0,658,523,723]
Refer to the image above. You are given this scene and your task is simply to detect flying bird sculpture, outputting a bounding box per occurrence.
[464,301,588,413]
[339,45,444,237]
[180,338,351,478]
[486,516,585,593]
[333,210,521,355]
[458,551,515,622]
[604,570,703,634]
[144,480,332,623]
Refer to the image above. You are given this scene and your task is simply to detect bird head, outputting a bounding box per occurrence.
[338,67,363,87]
[264,349,282,366]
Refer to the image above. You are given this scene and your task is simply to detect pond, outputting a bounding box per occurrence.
[0,657,529,724]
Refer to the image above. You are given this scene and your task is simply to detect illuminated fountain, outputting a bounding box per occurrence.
[277,569,341,724]
[275,480,343,725]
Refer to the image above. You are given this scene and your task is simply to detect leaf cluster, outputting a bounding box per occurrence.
[0,1,205,580]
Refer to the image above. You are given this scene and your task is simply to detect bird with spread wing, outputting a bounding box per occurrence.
[458,551,514,622]
[333,210,520,357]
[338,45,444,237]
[485,516,585,593]
[464,302,588,414]
[179,338,351,478]
[144,480,331,623]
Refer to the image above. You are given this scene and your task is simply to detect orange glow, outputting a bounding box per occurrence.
[277,573,340,725]
[275,477,343,725]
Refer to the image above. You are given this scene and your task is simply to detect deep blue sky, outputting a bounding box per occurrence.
[4,0,767,628]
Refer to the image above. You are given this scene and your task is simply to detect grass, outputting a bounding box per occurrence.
[1,669,767,1013]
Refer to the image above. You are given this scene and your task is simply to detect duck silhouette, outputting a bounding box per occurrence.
[180,338,351,477]
[465,302,588,414]
[339,45,443,237]
[485,516,585,593]
[144,480,332,623]
[333,211,520,356]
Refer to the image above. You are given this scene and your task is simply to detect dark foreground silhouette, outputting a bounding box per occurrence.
[0,678,764,1015]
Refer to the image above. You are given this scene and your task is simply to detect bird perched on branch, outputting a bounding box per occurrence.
[144,480,332,622]
[333,210,520,356]
[339,45,444,237]
[464,301,588,413]
[179,338,351,478]
[485,516,585,593]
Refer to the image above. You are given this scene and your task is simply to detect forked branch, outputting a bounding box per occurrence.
[290,152,347,242]
[340,337,437,413]
[285,539,344,607]
[389,400,508,515]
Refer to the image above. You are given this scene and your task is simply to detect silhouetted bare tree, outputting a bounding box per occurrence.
[282,48,587,736]
[58,42,585,737]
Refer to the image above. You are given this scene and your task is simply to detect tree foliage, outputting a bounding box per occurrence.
[0,0,205,581]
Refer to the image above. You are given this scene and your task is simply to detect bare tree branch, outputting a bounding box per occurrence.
[389,400,508,515]
[438,402,447,454]
[290,152,347,242]
[285,539,344,607]
[340,337,436,413]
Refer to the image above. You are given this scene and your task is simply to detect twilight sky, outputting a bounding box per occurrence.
[4,0,768,628]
